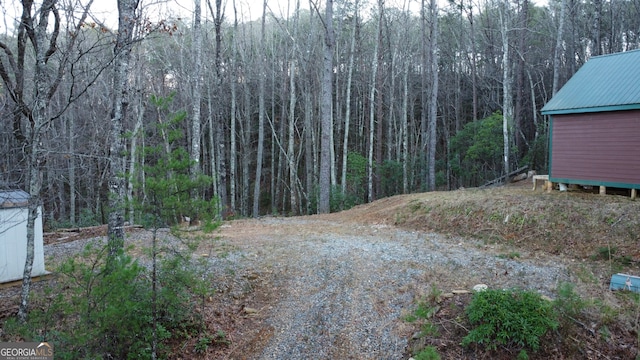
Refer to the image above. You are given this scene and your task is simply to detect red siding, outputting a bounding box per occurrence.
[551,110,640,186]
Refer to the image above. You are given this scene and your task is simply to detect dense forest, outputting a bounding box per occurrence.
[2,0,640,226]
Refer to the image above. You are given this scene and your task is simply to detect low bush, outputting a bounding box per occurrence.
[462,288,558,352]
[4,243,210,359]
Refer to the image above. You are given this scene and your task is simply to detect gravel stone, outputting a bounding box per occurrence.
[211,217,571,359]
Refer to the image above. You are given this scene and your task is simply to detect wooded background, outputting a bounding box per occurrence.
[2,0,638,225]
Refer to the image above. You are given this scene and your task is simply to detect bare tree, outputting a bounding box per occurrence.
[499,0,513,179]
[207,0,228,216]
[467,1,479,122]
[427,0,438,191]
[108,0,140,259]
[420,0,428,191]
[190,0,203,179]
[552,0,567,95]
[341,0,358,197]
[0,0,94,321]
[401,59,409,194]
[229,0,240,214]
[367,0,383,203]
[287,0,302,215]
[318,0,335,213]
[253,0,267,217]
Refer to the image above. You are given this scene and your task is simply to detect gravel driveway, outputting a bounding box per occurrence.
[208,216,571,359]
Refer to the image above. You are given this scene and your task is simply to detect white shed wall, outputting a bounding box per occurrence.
[0,206,47,283]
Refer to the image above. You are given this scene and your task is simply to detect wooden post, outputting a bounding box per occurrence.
[599,186,606,195]
[632,189,637,200]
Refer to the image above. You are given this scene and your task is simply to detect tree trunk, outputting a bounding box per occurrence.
[108,0,139,259]
[19,103,45,322]
[499,0,513,180]
[304,92,314,214]
[420,0,428,191]
[514,0,528,155]
[288,57,298,215]
[375,10,384,197]
[428,0,438,191]
[368,0,383,203]
[128,101,144,225]
[241,108,250,216]
[191,0,203,179]
[592,0,602,55]
[68,114,76,225]
[341,0,358,198]
[468,7,479,122]
[318,0,335,214]
[206,0,227,216]
[207,89,220,217]
[17,0,54,321]
[241,71,251,217]
[401,62,409,194]
[253,0,267,218]
[229,0,239,215]
[19,159,42,322]
[528,69,540,146]
[553,0,567,95]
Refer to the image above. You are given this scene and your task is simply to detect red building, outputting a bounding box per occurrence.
[541,50,640,192]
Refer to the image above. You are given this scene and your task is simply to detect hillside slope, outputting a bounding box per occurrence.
[330,183,640,262]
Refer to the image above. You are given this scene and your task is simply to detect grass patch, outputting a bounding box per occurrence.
[497,252,521,259]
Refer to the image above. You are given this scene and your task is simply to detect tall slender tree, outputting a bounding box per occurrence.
[253,0,267,217]
[499,0,513,179]
[552,0,567,95]
[319,0,335,213]
[208,0,228,215]
[341,0,359,197]
[427,0,438,191]
[190,0,203,179]
[288,0,302,215]
[108,0,140,259]
[367,0,383,202]
[229,0,239,214]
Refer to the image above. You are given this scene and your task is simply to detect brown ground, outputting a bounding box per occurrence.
[2,180,640,359]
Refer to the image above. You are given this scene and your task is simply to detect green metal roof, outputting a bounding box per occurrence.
[541,49,640,115]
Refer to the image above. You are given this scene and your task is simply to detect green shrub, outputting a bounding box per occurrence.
[462,288,558,351]
[414,345,441,360]
[5,243,208,359]
[379,160,403,197]
[450,112,506,187]
[591,246,617,261]
[404,299,438,323]
[77,207,102,228]
[554,282,587,320]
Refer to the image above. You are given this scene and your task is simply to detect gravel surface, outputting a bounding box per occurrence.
[17,216,571,359]
[210,216,571,359]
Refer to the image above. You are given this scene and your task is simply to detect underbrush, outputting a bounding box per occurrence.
[1,241,223,359]
[399,186,640,359]
[405,284,639,359]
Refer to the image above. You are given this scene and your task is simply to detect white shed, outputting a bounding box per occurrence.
[0,190,48,283]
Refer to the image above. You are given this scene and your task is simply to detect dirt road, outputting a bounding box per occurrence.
[208,211,570,359]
